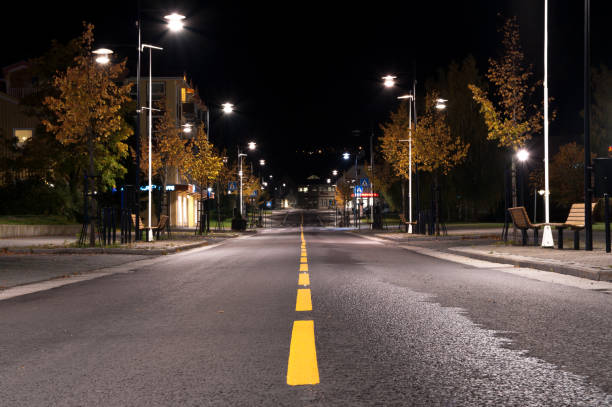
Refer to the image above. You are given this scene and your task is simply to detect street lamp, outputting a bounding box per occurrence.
[131,10,185,240]
[542,0,554,247]
[342,152,350,160]
[332,169,338,176]
[435,98,447,110]
[92,48,113,65]
[164,13,185,32]
[398,93,416,233]
[142,43,163,242]
[238,141,257,216]
[382,75,396,88]
[222,102,234,114]
[517,149,529,162]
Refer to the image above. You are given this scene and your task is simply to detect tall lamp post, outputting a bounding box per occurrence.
[584,0,593,250]
[141,43,163,242]
[542,0,555,247]
[385,75,418,233]
[132,11,185,240]
[238,141,256,216]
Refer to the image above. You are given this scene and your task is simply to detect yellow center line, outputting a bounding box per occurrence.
[301,251,307,257]
[287,320,319,385]
[298,273,310,286]
[300,256,308,264]
[299,263,308,272]
[295,288,312,311]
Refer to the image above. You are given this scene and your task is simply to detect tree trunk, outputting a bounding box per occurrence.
[87,128,95,247]
[435,172,440,237]
[401,179,406,220]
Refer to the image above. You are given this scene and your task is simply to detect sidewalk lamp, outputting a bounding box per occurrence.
[164,13,185,32]
[382,75,396,88]
[332,169,338,176]
[238,141,257,216]
[93,48,113,64]
[397,93,416,233]
[517,149,529,162]
[182,123,192,134]
[222,102,234,114]
[343,152,350,160]
[435,98,447,110]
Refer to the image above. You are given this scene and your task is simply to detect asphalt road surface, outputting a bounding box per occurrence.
[1,210,611,406]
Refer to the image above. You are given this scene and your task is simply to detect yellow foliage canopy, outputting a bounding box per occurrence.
[42,23,132,154]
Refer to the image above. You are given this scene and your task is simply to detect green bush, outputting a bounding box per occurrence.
[0,178,79,220]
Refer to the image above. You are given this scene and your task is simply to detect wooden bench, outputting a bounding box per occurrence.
[399,213,417,233]
[555,202,597,249]
[131,214,168,239]
[151,215,169,239]
[508,207,544,246]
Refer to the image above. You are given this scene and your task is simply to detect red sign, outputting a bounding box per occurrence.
[351,193,379,198]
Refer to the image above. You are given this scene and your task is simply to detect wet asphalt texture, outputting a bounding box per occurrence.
[0,210,610,406]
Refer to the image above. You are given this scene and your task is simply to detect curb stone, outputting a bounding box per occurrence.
[447,247,612,282]
[2,240,211,256]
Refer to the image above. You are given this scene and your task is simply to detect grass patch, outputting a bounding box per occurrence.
[0,215,78,225]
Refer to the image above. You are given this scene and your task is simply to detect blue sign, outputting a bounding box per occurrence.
[228,181,238,192]
[251,190,258,197]
[266,201,272,208]
[354,186,363,195]
[359,177,370,188]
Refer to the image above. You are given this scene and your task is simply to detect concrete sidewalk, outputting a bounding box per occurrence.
[367,228,612,282]
[0,231,241,255]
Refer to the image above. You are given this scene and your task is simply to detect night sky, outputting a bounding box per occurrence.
[3,1,611,183]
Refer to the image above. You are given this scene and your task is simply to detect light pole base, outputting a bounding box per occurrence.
[408,224,413,234]
[147,228,154,242]
[541,225,554,248]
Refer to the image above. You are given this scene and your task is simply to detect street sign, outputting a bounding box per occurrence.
[228,181,238,192]
[354,186,363,196]
[359,177,370,188]
[251,190,258,197]
[266,201,272,208]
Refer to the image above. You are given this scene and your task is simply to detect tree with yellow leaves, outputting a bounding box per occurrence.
[379,102,412,217]
[469,16,542,210]
[184,125,224,233]
[42,23,133,245]
[414,91,469,234]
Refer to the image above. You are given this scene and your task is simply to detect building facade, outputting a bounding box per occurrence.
[297,175,336,209]
[127,75,208,228]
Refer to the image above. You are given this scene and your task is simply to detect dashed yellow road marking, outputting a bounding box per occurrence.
[301,250,307,257]
[300,256,308,264]
[295,288,312,311]
[299,263,308,272]
[287,320,319,385]
[298,273,310,286]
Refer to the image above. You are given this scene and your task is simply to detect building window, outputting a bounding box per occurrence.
[14,129,33,147]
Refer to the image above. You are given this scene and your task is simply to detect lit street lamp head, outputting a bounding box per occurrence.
[382,75,396,88]
[343,152,350,160]
[248,141,256,150]
[259,159,266,166]
[435,98,448,110]
[517,149,529,162]
[164,13,186,32]
[222,102,234,114]
[332,170,338,176]
[93,48,113,64]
